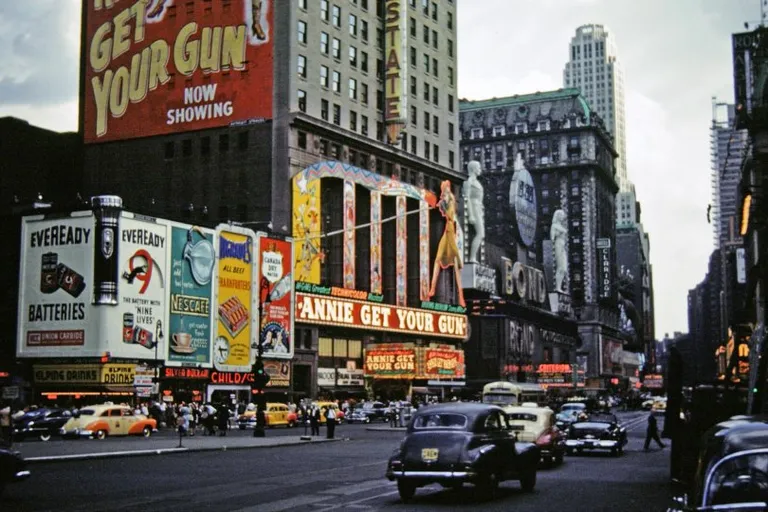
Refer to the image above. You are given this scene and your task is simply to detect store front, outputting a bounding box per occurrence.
[205,361,292,406]
[32,363,139,406]
[161,367,210,404]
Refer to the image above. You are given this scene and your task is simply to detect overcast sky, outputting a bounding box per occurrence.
[0,0,759,339]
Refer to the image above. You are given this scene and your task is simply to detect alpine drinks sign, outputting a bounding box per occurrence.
[295,292,467,340]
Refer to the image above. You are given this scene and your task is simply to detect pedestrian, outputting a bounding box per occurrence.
[310,405,320,436]
[0,401,12,447]
[217,403,230,436]
[325,406,336,439]
[644,413,666,451]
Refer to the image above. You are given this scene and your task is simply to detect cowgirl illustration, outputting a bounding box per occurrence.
[428,180,465,307]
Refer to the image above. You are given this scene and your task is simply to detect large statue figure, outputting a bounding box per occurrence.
[463,160,485,263]
[550,209,568,293]
[428,180,465,307]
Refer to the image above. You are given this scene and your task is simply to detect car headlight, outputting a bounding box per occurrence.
[27,421,34,427]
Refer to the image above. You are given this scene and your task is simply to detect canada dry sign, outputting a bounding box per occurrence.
[295,292,467,340]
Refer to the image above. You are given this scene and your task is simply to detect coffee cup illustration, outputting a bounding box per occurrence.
[172,332,194,353]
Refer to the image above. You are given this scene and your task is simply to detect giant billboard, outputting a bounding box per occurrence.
[83,0,274,143]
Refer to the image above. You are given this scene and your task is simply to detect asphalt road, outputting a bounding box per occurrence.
[3,411,674,512]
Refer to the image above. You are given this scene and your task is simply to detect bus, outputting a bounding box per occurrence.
[482,381,547,409]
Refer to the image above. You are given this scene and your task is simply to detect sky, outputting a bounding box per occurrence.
[0,0,760,339]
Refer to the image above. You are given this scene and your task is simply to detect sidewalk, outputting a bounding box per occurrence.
[13,434,343,464]
[365,426,406,432]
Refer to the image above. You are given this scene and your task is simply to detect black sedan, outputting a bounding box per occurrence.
[13,408,72,442]
[386,403,540,502]
[565,413,627,456]
[0,448,30,497]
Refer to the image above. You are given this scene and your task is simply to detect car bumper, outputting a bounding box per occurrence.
[59,428,94,438]
[14,469,31,482]
[386,469,477,482]
[566,439,619,450]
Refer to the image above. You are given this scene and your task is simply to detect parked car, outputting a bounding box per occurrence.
[59,403,157,440]
[565,413,627,456]
[238,403,298,429]
[0,448,30,497]
[386,403,540,502]
[13,407,72,442]
[506,404,566,465]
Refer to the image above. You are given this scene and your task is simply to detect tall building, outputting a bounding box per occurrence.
[459,88,625,387]
[711,100,750,248]
[563,24,628,192]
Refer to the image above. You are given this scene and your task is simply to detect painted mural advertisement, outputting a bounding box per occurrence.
[168,225,215,366]
[370,191,382,294]
[601,337,623,376]
[113,215,169,359]
[429,181,465,307]
[214,226,257,372]
[396,195,407,306]
[419,202,430,301]
[257,235,294,360]
[83,0,274,142]
[18,215,96,358]
[343,180,356,289]
[292,172,323,284]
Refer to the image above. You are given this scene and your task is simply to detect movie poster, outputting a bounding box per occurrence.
[257,235,294,360]
[343,180,356,289]
[396,195,407,306]
[370,191,382,295]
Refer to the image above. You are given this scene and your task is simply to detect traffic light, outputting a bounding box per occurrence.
[100,351,111,363]
[253,360,271,388]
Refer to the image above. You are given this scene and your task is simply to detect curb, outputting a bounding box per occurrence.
[365,427,406,432]
[25,437,345,464]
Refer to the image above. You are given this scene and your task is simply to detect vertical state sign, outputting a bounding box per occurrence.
[114,215,169,360]
[83,0,274,143]
[384,0,407,145]
[257,235,294,360]
[18,215,95,358]
[214,226,257,372]
[168,225,215,366]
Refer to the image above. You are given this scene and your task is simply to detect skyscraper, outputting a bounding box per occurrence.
[563,24,628,192]
[711,100,749,248]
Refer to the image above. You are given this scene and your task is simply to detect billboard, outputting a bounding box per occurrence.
[292,172,323,284]
[256,234,294,360]
[83,0,274,143]
[18,214,96,357]
[365,347,417,379]
[214,225,257,372]
[732,28,768,128]
[167,224,215,366]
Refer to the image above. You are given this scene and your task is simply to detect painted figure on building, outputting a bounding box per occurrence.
[463,160,485,263]
[429,180,466,307]
[550,209,568,293]
[343,181,356,289]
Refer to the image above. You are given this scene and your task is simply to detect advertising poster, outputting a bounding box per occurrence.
[600,338,623,376]
[343,180,356,289]
[419,201,430,301]
[168,225,215,366]
[396,195,407,306]
[263,360,290,387]
[214,226,257,372]
[113,215,169,360]
[257,234,294,360]
[509,159,538,247]
[83,0,274,143]
[422,348,465,379]
[364,345,417,379]
[292,173,323,284]
[370,191,382,294]
[18,214,96,358]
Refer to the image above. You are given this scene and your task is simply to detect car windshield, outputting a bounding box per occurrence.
[509,413,538,422]
[483,394,517,405]
[78,409,95,416]
[412,413,468,429]
[561,403,586,411]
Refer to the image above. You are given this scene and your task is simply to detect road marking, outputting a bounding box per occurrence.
[230,494,333,512]
[315,488,400,512]
[320,479,396,496]
[26,447,189,462]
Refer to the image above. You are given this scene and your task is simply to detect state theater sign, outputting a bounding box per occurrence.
[295,292,467,340]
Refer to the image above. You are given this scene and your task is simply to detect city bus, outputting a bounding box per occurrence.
[481,381,547,410]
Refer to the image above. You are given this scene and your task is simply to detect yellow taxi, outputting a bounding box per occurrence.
[59,403,157,440]
[506,403,566,465]
[314,401,345,424]
[238,403,298,429]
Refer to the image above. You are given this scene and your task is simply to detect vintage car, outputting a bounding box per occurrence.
[555,410,581,432]
[565,413,627,456]
[0,447,31,497]
[238,403,298,429]
[386,403,540,502]
[346,401,390,423]
[13,407,72,442]
[59,403,157,440]
[560,402,588,418]
[506,404,566,465]
[314,401,345,424]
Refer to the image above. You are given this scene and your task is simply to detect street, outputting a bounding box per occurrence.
[2,411,674,512]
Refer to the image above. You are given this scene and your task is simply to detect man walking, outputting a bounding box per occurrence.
[310,405,320,436]
[644,413,666,451]
[325,406,336,439]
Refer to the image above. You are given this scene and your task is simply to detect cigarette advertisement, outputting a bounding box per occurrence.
[17,214,97,358]
[256,234,294,360]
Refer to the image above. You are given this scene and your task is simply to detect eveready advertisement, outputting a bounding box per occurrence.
[18,214,96,357]
[83,0,274,143]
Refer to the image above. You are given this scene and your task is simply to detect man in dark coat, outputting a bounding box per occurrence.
[644,413,666,451]
[310,405,320,436]
[217,403,230,436]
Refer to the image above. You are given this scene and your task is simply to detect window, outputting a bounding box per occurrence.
[433,144,439,162]
[321,0,329,20]
[298,20,307,43]
[470,128,483,139]
[332,5,341,27]
[433,58,438,77]
[448,122,454,141]
[432,86,438,106]
[376,28,384,50]
[423,53,430,73]
[424,140,430,160]
[410,76,417,96]
[493,125,505,137]
[320,65,329,87]
[349,78,357,100]
[332,37,341,59]
[182,139,192,156]
[448,66,455,86]
[320,32,329,54]
[377,121,385,141]
[423,24,429,44]
[333,103,341,125]
[448,39,454,58]
[297,54,306,78]
[219,134,229,152]
[410,105,417,125]
[376,89,384,110]
[411,135,417,154]
[423,111,430,130]
[410,0,416,7]
[410,17,416,37]
[297,89,306,112]
[433,115,439,134]
[432,29,438,49]
[361,115,369,136]
[410,47,416,66]
[423,81,430,101]
[447,11,453,29]
[361,19,369,41]
[448,94,454,112]
[449,150,455,168]
[376,58,383,79]
[350,110,357,131]
[361,83,369,104]
[321,99,329,120]
[200,137,210,156]
[299,0,307,9]
[349,14,357,35]
[349,46,357,67]
[537,120,550,132]
[431,2,438,20]
[422,0,428,16]
[515,122,527,134]
[237,131,248,151]
[332,70,341,92]
[361,0,368,9]
[164,141,174,159]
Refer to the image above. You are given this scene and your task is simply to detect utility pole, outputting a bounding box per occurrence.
[252,275,271,437]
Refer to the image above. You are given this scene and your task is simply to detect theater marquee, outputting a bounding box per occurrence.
[295,292,467,340]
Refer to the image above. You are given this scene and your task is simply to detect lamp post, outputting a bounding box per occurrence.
[253,275,271,437]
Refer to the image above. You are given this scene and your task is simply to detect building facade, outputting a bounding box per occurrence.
[459,88,624,387]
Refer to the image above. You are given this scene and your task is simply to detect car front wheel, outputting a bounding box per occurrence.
[94,429,107,440]
[143,426,152,438]
[397,480,416,502]
[520,470,536,492]
[39,432,52,442]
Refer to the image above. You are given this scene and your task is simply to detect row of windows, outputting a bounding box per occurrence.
[408,0,454,29]
[409,17,455,58]
[163,132,249,159]
[298,14,369,44]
